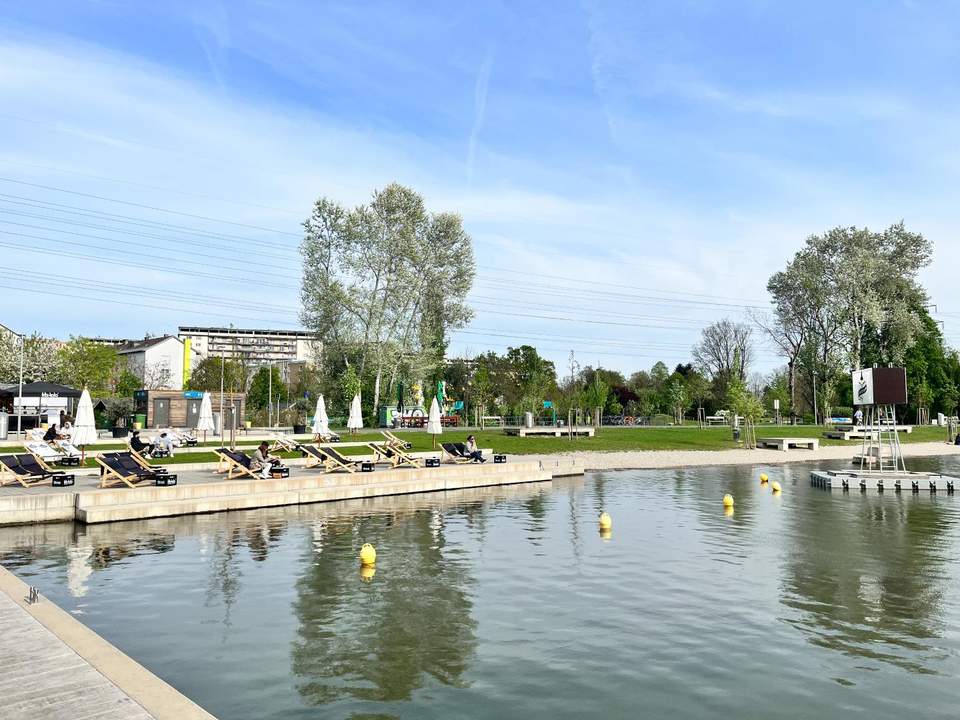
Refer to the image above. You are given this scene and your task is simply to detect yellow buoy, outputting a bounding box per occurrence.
[359,565,376,582]
[359,543,377,566]
[599,527,613,542]
[771,481,782,493]
[598,512,613,529]
[722,494,735,508]
[724,506,734,518]
[760,473,769,484]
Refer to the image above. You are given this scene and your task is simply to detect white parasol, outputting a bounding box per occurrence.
[347,393,363,433]
[72,388,98,461]
[312,394,330,435]
[195,392,215,442]
[427,396,442,448]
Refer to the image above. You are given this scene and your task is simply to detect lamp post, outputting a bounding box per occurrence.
[0,323,24,438]
[812,369,819,425]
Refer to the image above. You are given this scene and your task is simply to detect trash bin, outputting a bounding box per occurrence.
[135,413,147,429]
[524,411,534,428]
[0,412,7,441]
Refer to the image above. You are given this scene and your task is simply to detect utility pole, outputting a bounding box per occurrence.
[268,361,273,428]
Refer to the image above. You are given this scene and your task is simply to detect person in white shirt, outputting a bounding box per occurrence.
[156,432,175,457]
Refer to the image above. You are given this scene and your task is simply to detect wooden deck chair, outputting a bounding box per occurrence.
[0,455,71,487]
[269,434,299,453]
[25,441,69,467]
[367,442,421,469]
[301,445,360,473]
[15,454,76,487]
[212,448,273,480]
[380,430,413,450]
[95,454,156,489]
[52,439,83,464]
[441,442,472,464]
[123,450,172,476]
[172,429,198,446]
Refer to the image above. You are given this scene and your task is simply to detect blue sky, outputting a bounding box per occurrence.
[2,1,960,375]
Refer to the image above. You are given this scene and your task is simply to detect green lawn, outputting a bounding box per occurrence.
[4,424,951,468]
[371,423,952,455]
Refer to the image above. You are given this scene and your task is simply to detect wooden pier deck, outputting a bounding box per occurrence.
[0,566,214,719]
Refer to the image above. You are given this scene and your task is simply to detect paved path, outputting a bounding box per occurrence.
[0,590,154,720]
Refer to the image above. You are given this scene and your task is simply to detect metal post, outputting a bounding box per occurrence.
[268,362,273,428]
[219,353,224,437]
[16,333,24,438]
[812,371,818,425]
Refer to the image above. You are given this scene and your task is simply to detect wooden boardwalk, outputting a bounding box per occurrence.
[0,590,155,720]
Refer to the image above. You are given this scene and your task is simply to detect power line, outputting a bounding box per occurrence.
[0,177,302,237]
[0,194,301,248]
[0,204,301,257]
[0,158,304,216]
[0,229,301,282]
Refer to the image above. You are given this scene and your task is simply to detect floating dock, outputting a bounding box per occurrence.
[0,459,583,526]
[810,469,956,493]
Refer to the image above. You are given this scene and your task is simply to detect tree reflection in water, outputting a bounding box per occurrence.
[291,507,478,706]
[781,492,953,673]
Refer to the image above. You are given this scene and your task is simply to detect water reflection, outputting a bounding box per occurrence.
[0,466,958,720]
[781,485,954,674]
[290,505,478,706]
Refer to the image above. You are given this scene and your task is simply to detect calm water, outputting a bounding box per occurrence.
[3,458,960,719]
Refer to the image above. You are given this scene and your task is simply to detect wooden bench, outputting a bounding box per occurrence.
[757,437,819,451]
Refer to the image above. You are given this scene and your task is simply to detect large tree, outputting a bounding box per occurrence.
[186,357,246,393]
[692,319,754,383]
[56,337,118,394]
[300,184,475,415]
[0,331,62,384]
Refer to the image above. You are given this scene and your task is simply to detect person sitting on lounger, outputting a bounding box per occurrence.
[156,432,175,457]
[130,430,156,458]
[43,424,59,442]
[464,435,485,463]
[251,441,280,478]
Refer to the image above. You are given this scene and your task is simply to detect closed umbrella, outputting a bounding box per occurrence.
[427,396,442,448]
[72,388,98,462]
[196,392,215,443]
[347,393,363,434]
[312,395,330,436]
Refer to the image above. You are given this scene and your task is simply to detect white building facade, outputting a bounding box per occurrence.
[178,326,320,364]
[116,335,191,390]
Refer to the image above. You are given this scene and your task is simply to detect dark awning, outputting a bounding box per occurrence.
[0,382,83,398]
